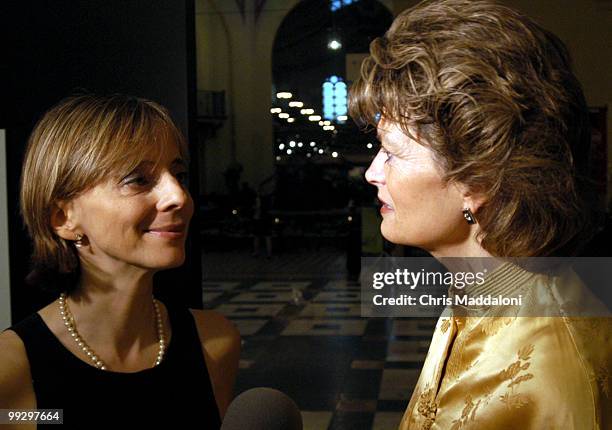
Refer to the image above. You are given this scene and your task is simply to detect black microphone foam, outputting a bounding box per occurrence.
[221,387,303,430]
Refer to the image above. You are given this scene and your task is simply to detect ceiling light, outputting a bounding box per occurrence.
[328,39,342,50]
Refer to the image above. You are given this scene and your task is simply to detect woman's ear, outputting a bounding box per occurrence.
[50,201,79,241]
[464,193,487,215]
[453,183,487,214]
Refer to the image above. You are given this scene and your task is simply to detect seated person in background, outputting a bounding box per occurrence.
[350,0,611,428]
[0,93,240,428]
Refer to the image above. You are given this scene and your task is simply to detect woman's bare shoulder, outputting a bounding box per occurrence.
[0,329,35,408]
[189,309,241,417]
[189,309,241,352]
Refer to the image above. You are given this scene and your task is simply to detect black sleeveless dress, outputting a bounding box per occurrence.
[7,301,221,429]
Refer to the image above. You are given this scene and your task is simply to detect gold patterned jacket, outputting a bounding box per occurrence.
[399,263,611,430]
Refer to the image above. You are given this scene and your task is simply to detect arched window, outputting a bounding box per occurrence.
[322,75,347,121]
[330,0,356,12]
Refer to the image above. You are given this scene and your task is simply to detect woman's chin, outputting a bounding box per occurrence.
[380,222,402,245]
[380,223,426,249]
[152,253,186,270]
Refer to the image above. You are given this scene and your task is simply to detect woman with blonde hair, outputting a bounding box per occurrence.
[351,0,610,428]
[0,94,240,428]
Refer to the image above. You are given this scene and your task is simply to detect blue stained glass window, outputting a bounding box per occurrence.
[335,83,347,97]
[331,0,355,12]
[322,76,348,121]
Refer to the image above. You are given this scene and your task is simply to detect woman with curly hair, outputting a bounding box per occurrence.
[351,0,610,428]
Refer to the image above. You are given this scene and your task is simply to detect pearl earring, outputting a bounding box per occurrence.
[75,233,84,248]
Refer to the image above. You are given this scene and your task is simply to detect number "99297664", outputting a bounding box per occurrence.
[0,409,62,424]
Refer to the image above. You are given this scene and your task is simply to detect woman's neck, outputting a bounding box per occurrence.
[429,225,493,259]
[63,267,160,366]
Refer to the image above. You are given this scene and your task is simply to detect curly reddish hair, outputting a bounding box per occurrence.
[350,0,595,257]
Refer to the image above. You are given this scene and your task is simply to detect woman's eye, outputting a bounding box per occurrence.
[124,175,150,186]
[122,170,189,188]
[381,148,393,163]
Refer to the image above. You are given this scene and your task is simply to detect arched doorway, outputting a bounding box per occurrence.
[273,0,393,107]
[270,0,392,213]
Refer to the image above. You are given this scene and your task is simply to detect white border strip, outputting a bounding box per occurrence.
[0,130,11,330]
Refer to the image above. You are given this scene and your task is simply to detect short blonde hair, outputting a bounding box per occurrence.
[20,93,188,284]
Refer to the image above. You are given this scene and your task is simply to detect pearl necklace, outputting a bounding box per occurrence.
[58,293,166,371]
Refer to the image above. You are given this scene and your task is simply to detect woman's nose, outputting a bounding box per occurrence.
[156,172,191,212]
[365,150,386,186]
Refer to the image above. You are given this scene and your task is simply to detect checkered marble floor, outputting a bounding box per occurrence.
[203,274,437,430]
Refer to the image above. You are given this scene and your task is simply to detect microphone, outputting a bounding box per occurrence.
[221,387,303,430]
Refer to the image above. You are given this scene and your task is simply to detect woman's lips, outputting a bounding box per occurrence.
[378,198,394,214]
[144,222,187,239]
[380,204,393,214]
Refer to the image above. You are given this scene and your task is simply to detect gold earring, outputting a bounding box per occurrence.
[75,233,83,248]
